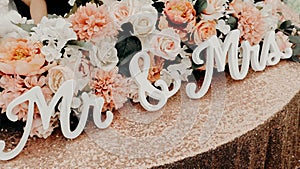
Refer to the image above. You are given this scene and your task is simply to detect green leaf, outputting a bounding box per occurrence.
[15,23,35,32]
[194,0,207,16]
[290,55,300,62]
[67,40,93,49]
[115,36,142,65]
[227,16,238,30]
[292,44,300,55]
[279,20,292,30]
[289,36,300,44]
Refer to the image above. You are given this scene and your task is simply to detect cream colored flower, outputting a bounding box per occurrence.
[91,41,119,71]
[202,0,227,20]
[48,65,74,93]
[130,4,158,36]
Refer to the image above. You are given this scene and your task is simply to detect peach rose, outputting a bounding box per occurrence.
[48,65,74,93]
[0,38,46,75]
[191,20,217,44]
[164,0,196,25]
[150,28,181,60]
[148,55,165,83]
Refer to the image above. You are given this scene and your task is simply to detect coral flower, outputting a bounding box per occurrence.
[90,67,130,112]
[164,0,196,26]
[0,75,53,121]
[231,0,266,45]
[0,38,46,76]
[69,3,118,41]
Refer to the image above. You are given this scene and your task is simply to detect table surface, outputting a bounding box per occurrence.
[0,60,299,168]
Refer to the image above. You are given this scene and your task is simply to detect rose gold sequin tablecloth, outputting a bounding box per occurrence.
[0,60,299,168]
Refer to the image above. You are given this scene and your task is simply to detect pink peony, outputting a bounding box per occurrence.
[164,0,196,26]
[90,67,130,112]
[231,0,266,45]
[190,20,217,44]
[0,38,46,76]
[69,3,118,41]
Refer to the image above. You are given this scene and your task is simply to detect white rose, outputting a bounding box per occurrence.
[48,66,74,93]
[90,41,119,71]
[110,0,134,24]
[150,28,181,60]
[130,5,158,37]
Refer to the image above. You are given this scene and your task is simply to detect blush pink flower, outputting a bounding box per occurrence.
[150,28,181,61]
[69,3,118,41]
[190,20,217,44]
[90,67,130,112]
[0,38,46,76]
[0,75,53,121]
[231,0,266,45]
[30,114,58,138]
[275,31,293,52]
[202,0,227,20]
[164,0,196,26]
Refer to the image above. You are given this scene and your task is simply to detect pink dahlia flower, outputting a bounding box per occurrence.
[231,0,266,45]
[69,3,118,41]
[0,75,53,121]
[90,67,130,112]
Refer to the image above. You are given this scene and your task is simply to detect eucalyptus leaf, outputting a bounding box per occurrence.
[292,44,300,55]
[289,36,300,44]
[115,36,142,65]
[279,20,292,30]
[15,23,36,32]
[68,40,93,49]
[194,0,208,16]
[290,55,300,62]
[227,16,238,30]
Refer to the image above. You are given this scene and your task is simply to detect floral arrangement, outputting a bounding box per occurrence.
[0,0,299,140]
